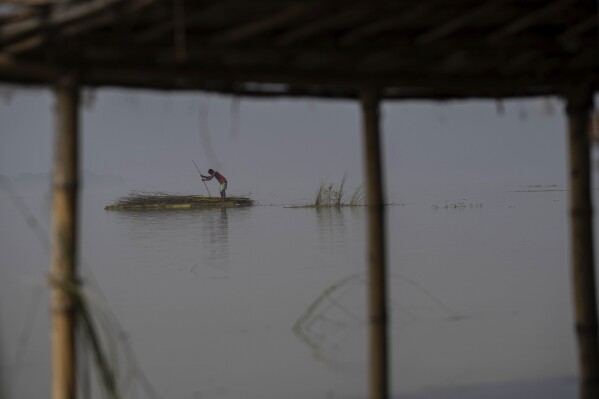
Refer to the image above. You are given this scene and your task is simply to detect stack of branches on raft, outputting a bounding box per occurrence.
[105,191,253,210]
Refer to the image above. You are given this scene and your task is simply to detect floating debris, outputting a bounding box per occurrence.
[430,201,483,210]
[104,191,253,210]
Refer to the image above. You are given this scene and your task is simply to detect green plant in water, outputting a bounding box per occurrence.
[349,185,364,206]
[314,182,326,207]
[336,173,347,206]
[309,174,363,207]
[314,182,338,206]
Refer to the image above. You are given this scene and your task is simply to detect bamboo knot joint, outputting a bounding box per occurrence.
[50,301,77,314]
[47,274,82,291]
[52,180,79,191]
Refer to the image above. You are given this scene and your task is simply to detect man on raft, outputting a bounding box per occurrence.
[202,169,228,202]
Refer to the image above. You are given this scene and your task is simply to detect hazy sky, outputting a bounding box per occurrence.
[0,85,573,204]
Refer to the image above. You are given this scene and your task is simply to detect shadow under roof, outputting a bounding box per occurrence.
[0,0,597,99]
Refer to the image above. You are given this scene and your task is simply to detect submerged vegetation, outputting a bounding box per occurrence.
[105,191,253,210]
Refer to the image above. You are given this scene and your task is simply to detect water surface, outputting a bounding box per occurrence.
[0,186,578,398]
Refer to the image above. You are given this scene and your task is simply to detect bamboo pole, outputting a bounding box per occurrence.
[51,74,80,399]
[360,88,389,399]
[566,86,599,399]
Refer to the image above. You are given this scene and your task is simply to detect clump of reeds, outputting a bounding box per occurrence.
[314,182,326,207]
[108,191,191,207]
[348,185,364,206]
[105,191,253,210]
[336,174,346,206]
[312,174,357,207]
[313,182,338,206]
[290,175,363,208]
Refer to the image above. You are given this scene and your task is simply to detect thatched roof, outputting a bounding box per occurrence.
[0,0,597,99]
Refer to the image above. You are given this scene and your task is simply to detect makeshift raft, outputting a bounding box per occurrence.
[104,191,254,210]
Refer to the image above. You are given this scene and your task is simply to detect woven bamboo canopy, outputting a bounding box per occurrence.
[0,0,597,99]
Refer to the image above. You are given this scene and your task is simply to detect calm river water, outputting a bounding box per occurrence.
[0,185,580,398]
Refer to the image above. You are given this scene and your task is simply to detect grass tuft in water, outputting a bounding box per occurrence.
[336,173,347,206]
[314,182,326,207]
[105,191,253,210]
[293,175,363,208]
[349,185,364,206]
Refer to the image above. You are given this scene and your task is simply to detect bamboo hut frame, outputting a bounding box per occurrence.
[0,1,598,398]
[50,73,79,399]
[361,89,389,399]
[567,87,599,399]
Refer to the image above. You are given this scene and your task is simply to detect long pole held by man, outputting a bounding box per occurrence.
[192,160,211,197]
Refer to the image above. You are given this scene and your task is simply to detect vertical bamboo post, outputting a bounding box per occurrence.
[566,86,599,399]
[360,88,389,399]
[51,74,80,399]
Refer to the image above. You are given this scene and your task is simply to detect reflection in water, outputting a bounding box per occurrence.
[313,207,364,250]
[293,271,465,368]
[196,207,229,279]
[293,273,365,368]
[110,207,233,279]
[315,207,346,249]
[3,191,578,398]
